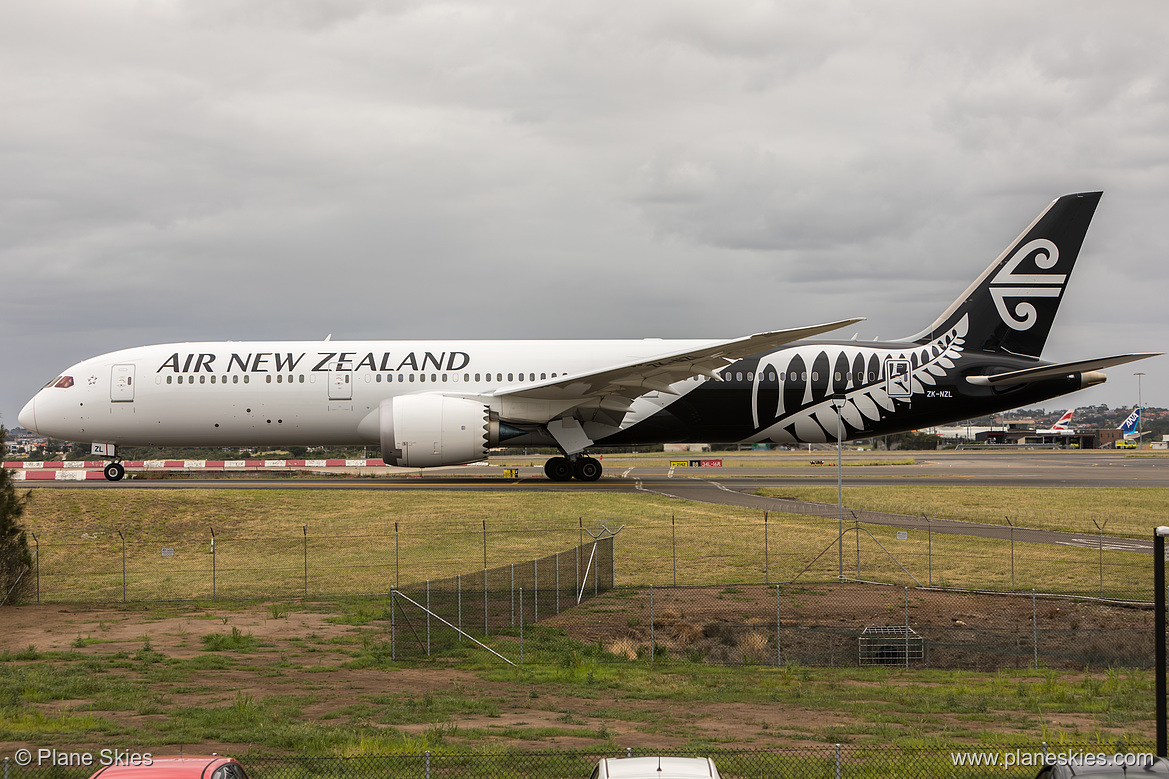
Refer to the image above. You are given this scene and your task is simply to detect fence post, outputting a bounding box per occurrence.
[672,514,677,586]
[1006,516,1016,591]
[1032,589,1038,669]
[118,529,126,603]
[395,522,400,589]
[776,584,782,667]
[925,515,932,588]
[764,511,769,585]
[426,579,431,656]
[519,588,524,665]
[556,551,560,615]
[904,586,909,671]
[32,533,39,604]
[534,557,538,623]
[510,564,515,628]
[425,750,430,779]
[483,520,488,635]
[391,588,396,661]
[1093,519,1107,597]
[210,527,216,600]
[302,526,308,599]
[835,744,841,779]
[649,584,654,664]
[457,574,462,642]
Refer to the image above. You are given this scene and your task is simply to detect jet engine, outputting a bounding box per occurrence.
[378,394,527,467]
[378,395,490,467]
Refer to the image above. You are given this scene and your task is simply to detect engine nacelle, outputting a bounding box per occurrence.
[379,395,491,467]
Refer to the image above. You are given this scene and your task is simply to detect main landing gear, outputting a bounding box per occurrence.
[544,455,602,482]
[103,461,126,482]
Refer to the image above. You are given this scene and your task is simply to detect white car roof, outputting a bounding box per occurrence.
[598,757,719,779]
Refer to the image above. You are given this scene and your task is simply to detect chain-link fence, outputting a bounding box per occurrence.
[22,509,1155,603]
[3,746,1159,779]
[379,579,1154,669]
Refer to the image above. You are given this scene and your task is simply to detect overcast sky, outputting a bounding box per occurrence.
[3,0,1167,428]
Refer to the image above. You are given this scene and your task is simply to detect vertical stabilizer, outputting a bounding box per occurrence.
[1119,407,1142,436]
[905,192,1102,359]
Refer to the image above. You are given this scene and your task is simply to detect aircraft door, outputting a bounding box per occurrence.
[328,369,352,400]
[884,358,912,400]
[111,364,135,402]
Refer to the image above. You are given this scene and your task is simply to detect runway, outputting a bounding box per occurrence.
[15,449,1167,552]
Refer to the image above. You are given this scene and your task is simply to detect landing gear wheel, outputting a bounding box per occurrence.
[103,462,126,482]
[572,457,602,482]
[544,457,574,482]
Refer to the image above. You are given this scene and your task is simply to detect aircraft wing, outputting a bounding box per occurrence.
[494,318,863,420]
[966,353,1161,386]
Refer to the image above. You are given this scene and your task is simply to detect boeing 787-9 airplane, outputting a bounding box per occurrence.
[19,192,1159,482]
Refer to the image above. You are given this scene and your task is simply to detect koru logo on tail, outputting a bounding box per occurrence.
[989,238,1065,331]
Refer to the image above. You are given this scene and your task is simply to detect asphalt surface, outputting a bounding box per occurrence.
[17,449,1168,553]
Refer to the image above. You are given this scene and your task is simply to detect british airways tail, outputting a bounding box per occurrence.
[905,192,1102,359]
[1119,408,1142,437]
[1051,410,1074,431]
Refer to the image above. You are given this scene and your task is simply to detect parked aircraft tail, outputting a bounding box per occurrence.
[1119,407,1142,436]
[1051,410,1074,431]
[905,192,1102,359]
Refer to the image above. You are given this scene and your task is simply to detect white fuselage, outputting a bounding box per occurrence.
[19,339,718,448]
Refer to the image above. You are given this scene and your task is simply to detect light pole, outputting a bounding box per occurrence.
[1135,372,1146,443]
[831,396,846,580]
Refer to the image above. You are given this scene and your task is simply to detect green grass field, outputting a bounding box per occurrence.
[18,487,1158,601]
[3,485,1162,759]
[756,485,1169,539]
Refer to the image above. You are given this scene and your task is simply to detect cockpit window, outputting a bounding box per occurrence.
[45,376,74,389]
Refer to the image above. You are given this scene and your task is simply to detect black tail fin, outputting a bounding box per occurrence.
[905,191,1102,359]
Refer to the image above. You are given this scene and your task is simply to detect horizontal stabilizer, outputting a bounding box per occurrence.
[966,353,1161,386]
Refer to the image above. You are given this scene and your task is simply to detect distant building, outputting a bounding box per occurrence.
[663,443,712,453]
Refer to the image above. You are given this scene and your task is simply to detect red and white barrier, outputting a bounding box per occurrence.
[5,459,386,480]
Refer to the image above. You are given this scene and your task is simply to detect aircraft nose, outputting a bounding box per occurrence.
[18,396,37,432]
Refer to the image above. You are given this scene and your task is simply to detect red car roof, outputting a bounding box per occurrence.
[89,757,243,779]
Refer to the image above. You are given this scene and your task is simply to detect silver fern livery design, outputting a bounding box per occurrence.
[18,192,1161,481]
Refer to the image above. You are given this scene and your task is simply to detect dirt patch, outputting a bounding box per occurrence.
[543,582,1154,670]
[0,591,1154,755]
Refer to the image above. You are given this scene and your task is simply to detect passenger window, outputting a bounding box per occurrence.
[200,375,206,384]
[376,374,382,383]
[233,375,239,384]
[211,376,217,384]
[442,374,448,382]
[464,373,470,382]
[244,375,250,384]
[167,376,172,384]
[508,373,514,381]
[541,373,546,380]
